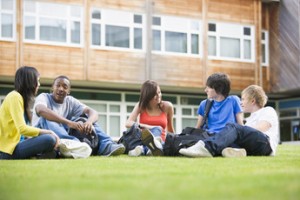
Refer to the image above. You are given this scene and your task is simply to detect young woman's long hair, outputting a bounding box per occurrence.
[14,66,39,119]
[139,80,158,110]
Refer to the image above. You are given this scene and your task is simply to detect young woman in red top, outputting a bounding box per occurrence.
[125,80,175,156]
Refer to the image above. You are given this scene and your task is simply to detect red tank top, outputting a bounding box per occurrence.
[140,111,168,141]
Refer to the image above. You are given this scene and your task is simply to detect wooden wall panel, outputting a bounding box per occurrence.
[269,0,300,93]
[88,50,145,84]
[208,60,255,91]
[153,0,202,18]
[0,41,17,76]
[207,0,256,24]
[23,44,85,80]
[151,55,203,88]
[90,0,146,12]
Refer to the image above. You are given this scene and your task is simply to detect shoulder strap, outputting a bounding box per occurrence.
[201,99,214,129]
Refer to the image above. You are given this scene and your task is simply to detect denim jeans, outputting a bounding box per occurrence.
[36,118,114,155]
[0,134,56,160]
[204,123,272,156]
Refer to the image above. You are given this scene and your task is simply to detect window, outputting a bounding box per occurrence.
[23,0,83,46]
[152,15,202,56]
[91,8,144,51]
[0,0,15,41]
[208,22,255,62]
[261,30,269,66]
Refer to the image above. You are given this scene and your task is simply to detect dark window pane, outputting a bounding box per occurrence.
[134,28,142,49]
[134,14,142,24]
[152,17,161,26]
[105,25,129,48]
[208,23,216,32]
[244,27,251,36]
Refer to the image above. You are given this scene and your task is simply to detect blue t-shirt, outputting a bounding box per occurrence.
[198,95,242,133]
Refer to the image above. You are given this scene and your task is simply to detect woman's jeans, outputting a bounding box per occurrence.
[0,134,56,159]
[204,123,272,156]
[36,118,114,155]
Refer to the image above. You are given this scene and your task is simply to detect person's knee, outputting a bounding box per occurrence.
[43,134,57,147]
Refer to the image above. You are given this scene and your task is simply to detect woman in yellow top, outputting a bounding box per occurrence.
[0,66,60,159]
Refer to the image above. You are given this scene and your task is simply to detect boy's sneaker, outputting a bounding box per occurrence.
[103,143,125,156]
[141,129,163,156]
[179,140,212,157]
[221,147,247,158]
[128,145,144,157]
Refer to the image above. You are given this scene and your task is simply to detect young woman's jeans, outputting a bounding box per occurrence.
[204,123,272,156]
[36,118,114,155]
[0,134,56,159]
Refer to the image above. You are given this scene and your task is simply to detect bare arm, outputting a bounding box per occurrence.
[125,103,140,128]
[251,120,272,132]
[195,115,204,129]
[165,101,175,133]
[82,106,99,134]
[35,104,80,130]
[235,112,244,125]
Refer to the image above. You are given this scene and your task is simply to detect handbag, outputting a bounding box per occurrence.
[59,139,92,159]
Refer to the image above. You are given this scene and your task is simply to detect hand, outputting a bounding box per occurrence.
[68,121,85,133]
[49,131,60,150]
[83,121,94,134]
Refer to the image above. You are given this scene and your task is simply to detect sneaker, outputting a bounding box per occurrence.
[146,149,152,156]
[141,129,163,156]
[179,140,212,157]
[128,145,144,157]
[221,147,246,158]
[103,143,125,156]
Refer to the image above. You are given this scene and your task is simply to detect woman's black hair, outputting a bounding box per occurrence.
[14,66,39,119]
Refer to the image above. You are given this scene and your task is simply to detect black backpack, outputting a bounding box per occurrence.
[117,123,143,154]
[68,116,99,155]
[163,99,214,156]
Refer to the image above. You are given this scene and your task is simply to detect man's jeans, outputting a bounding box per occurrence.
[37,118,114,155]
[204,123,272,156]
[0,134,56,159]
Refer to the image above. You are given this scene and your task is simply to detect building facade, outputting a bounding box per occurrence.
[0,0,299,141]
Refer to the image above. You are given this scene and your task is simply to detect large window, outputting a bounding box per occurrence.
[91,8,144,51]
[0,0,15,41]
[261,30,269,66]
[208,22,254,62]
[23,0,83,46]
[152,15,202,56]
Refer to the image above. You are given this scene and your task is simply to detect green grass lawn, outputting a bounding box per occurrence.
[1,144,300,200]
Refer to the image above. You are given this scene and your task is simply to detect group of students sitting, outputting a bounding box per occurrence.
[0,66,279,160]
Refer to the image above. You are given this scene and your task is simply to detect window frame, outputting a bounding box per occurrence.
[0,0,16,41]
[90,8,145,52]
[261,30,269,67]
[23,0,84,47]
[208,21,255,63]
[152,15,202,57]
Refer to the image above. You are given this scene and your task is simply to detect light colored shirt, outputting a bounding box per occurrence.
[32,93,86,127]
[245,106,279,156]
[0,91,40,154]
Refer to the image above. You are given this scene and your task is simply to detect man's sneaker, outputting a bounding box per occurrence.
[141,129,163,156]
[179,140,212,157]
[221,147,246,158]
[103,143,125,156]
[128,145,144,157]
